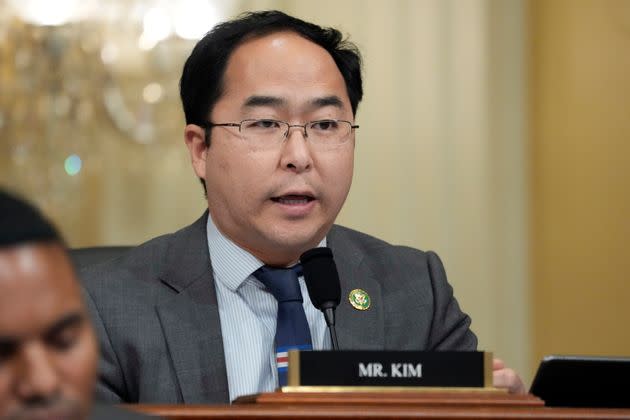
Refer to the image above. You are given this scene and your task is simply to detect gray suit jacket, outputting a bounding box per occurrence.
[81,213,476,404]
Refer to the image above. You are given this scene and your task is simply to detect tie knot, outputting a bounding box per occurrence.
[253,264,303,303]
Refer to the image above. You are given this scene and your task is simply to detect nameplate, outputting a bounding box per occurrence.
[286,351,492,389]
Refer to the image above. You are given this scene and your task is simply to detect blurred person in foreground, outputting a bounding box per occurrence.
[0,190,153,419]
[81,10,525,404]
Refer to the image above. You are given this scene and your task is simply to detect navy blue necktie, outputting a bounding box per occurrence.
[253,264,313,387]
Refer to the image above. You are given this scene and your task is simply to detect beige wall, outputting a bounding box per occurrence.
[530,0,630,367]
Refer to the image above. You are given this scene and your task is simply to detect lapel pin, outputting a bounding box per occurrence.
[349,288,371,311]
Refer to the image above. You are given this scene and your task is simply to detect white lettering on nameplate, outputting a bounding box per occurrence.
[390,363,422,378]
[358,362,388,377]
[358,362,423,378]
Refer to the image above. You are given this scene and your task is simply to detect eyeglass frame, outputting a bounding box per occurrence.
[199,118,359,146]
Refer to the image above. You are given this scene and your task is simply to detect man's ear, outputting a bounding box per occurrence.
[184,124,208,179]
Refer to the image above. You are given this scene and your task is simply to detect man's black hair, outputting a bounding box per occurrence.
[0,189,62,248]
[179,10,364,193]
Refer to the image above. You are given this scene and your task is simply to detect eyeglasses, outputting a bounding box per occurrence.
[201,119,359,146]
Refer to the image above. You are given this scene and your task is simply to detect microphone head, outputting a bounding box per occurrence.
[300,247,341,310]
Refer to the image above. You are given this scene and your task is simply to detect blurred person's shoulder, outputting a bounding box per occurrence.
[90,404,160,419]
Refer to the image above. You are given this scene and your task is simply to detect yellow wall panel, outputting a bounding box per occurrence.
[530,0,630,366]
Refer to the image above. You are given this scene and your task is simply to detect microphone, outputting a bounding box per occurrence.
[300,247,341,350]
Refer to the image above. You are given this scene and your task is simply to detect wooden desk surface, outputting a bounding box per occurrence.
[123,391,630,419]
[127,404,630,419]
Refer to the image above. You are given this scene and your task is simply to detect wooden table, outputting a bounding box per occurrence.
[124,391,630,419]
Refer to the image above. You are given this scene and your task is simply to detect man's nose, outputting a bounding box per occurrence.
[280,126,313,172]
[15,344,61,401]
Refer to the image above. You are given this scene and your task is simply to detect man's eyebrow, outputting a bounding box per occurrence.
[309,95,344,110]
[241,95,346,112]
[43,312,84,339]
[242,95,287,108]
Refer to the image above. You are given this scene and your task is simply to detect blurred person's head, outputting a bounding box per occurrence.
[0,190,98,420]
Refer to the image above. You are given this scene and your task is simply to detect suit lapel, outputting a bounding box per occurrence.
[328,226,385,350]
[155,213,229,403]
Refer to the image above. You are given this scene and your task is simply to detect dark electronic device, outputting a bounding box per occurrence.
[530,355,630,408]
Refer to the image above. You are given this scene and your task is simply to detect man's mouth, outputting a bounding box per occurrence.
[271,194,315,205]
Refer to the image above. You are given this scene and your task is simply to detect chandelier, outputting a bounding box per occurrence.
[0,0,229,207]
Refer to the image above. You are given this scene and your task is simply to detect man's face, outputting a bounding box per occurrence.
[186,31,355,266]
[0,243,98,420]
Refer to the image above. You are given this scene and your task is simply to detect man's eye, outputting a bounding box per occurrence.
[249,119,280,129]
[47,330,79,352]
[311,120,338,131]
[0,342,18,363]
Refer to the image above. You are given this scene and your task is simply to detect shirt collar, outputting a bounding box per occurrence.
[206,214,326,292]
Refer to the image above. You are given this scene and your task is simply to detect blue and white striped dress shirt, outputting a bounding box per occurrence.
[206,215,331,402]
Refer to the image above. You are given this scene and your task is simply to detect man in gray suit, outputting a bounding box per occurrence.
[0,189,152,419]
[81,10,524,404]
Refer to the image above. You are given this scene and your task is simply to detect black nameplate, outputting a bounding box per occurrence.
[287,351,491,388]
